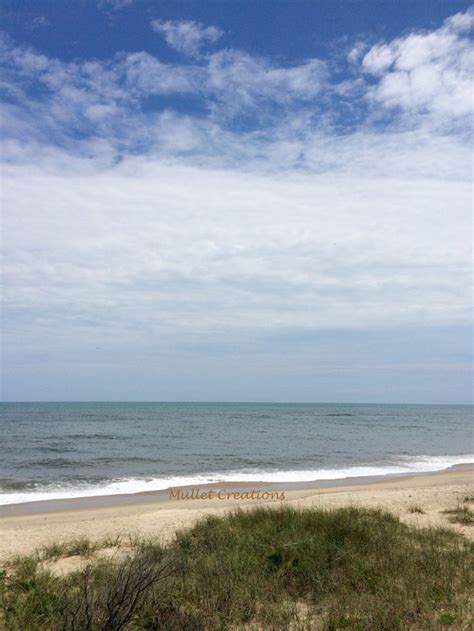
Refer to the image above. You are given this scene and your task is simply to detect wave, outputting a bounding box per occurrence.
[0,454,472,506]
[325,413,353,417]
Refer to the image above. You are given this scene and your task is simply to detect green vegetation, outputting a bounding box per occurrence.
[444,503,474,526]
[407,504,425,514]
[39,534,124,562]
[1,506,472,630]
[39,536,104,561]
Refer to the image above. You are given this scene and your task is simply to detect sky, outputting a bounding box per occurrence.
[0,0,472,403]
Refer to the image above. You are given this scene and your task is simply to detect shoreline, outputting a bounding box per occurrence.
[0,462,472,516]
[0,465,472,562]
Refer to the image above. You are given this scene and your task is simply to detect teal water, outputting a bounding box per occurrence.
[1,402,472,504]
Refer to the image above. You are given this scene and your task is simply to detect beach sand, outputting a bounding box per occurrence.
[1,466,472,564]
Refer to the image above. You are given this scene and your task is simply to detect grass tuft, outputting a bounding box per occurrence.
[39,535,123,561]
[407,504,425,514]
[444,504,474,525]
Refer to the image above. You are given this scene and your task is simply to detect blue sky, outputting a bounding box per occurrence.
[1,1,472,402]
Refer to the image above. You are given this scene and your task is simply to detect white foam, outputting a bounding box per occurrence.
[1,454,472,505]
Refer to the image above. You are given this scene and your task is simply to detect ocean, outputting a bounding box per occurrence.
[1,402,472,505]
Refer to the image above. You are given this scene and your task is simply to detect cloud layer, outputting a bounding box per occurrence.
[1,7,472,400]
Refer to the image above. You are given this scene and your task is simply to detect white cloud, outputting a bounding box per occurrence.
[444,7,474,32]
[361,8,474,123]
[4,8,470,156]
[362,44,394,75]
[122,51,199,94]
[0,36,328,150]
[27,16,50,31]
[151,19,223,57]
[347,41,367,65]
[206,50,326,116]
[98,0,135,10]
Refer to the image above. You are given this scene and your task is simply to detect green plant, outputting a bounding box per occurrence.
[1,506,472,630]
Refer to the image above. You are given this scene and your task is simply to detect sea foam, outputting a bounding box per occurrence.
[1,454,472,506]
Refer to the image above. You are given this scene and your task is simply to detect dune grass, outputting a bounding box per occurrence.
[38,534,123,561]
[443,504,474,526]
[407,504,425,514]
[0,506,472,630]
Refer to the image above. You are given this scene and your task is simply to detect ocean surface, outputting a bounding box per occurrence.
[1,402,472,505]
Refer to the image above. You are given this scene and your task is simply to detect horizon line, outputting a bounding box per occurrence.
[1,400,472,406]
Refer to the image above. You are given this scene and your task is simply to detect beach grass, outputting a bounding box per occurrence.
[40,537,100,561]
[443,503,474,526]
[38,534,124,561]
[1,505,472,630]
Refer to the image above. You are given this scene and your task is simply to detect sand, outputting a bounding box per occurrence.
[0,467,472,565]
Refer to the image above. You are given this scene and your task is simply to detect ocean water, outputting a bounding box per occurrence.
[0,402,472,505]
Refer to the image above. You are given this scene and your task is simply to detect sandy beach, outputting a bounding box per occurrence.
[1,465,472,564]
